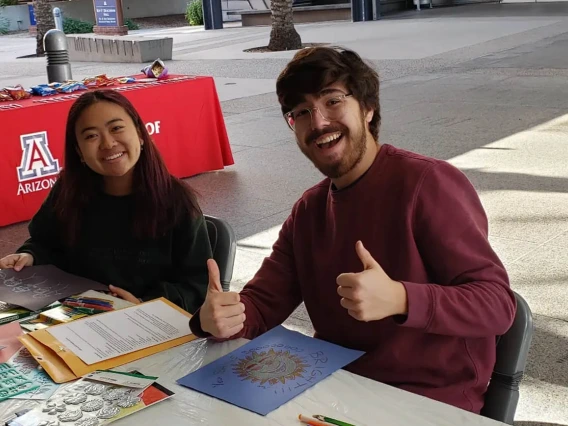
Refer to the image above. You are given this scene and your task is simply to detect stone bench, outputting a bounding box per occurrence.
[66,35,173,63]
[229,4,351,26]
[228,0,409,26]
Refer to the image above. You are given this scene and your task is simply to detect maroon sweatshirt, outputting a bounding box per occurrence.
[191,144,516,413]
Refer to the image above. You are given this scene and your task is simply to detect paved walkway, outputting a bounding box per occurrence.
[0,4,567,425]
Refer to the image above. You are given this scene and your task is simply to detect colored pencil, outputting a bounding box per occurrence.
[298,414,334,426]
[313,415,356,426]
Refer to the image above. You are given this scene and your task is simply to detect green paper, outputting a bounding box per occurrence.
[0,362,39,401]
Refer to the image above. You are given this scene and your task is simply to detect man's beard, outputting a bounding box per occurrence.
[299,116,367,179]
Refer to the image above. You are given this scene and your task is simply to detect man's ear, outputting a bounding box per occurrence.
[365,109,374,123]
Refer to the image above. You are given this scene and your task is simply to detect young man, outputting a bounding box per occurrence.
[190,47,517,414]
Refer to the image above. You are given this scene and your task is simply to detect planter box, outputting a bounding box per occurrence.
[66,34,173,63]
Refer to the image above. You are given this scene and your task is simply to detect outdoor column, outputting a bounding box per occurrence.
[92,0,128,36]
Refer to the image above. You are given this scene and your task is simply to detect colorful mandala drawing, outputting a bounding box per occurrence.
[232,349,310,386]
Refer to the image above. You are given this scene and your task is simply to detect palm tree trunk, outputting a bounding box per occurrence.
[267,0,301,51]
[34,0,55,56]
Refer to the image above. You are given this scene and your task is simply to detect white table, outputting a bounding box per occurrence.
[1,338,506,426]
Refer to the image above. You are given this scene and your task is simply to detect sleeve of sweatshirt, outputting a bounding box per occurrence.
[189,203,303,339]
[16,183,65,266]
[398,161,517,337]
[142,213,212,314]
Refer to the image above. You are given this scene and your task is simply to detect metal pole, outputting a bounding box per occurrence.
[53,7,64,31]
[44,29,72,83]
[202,0,213,30]
[372,0,381,20]
[211,0,223,29]
[351,0,363,22]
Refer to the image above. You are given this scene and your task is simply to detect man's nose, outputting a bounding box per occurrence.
[310,108,330,130]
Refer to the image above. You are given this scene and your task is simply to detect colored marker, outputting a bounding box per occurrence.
[298,414,334,426]
[313,414,356,426]
[64,298,112,307]
[63,302,114,311]
[74,307,107,315]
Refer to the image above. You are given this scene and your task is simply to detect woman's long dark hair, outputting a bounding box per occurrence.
[54,89,201,245]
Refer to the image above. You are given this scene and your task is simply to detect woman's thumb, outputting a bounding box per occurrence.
[14,255,27,271]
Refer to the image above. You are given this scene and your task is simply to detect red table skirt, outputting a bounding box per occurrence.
[0,75,234,227]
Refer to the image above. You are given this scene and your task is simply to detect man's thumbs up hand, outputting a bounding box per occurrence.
[207,258,223,294]
[200,259,246,339]
[336,241,408,322]
[355,239,383,271]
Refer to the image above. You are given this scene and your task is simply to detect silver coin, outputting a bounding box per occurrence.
[96,405,121,419]
[81,399,104,412]
[43,402,56,412]
[58,409,83,422]
[75,418,100,426]
[101,388,127,402]
[64,393,88,404]
[84,384,106,395]
[116,396,141,408]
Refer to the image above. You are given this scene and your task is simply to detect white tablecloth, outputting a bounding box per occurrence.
[0,338,506,426]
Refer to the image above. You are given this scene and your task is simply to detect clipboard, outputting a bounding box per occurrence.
[18,297,197,383]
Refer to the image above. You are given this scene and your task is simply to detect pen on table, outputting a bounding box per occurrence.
[298,414,335,426]
[313,414,356,426]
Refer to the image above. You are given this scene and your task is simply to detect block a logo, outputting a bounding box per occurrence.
[17,132,60,182]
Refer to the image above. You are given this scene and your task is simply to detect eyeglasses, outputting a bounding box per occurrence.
[284,93,352,131]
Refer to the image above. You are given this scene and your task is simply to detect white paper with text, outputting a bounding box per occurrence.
[47,300,189,365]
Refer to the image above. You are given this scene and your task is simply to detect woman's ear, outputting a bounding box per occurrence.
[365,109,374,123]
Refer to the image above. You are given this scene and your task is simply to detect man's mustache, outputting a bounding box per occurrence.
[306,126,346,145]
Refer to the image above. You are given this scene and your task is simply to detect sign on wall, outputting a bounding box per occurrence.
[28,4,36,26]
[94,0,118,27]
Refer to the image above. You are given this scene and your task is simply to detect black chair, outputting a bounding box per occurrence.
[481,291,534,425]
[204,215,237,292]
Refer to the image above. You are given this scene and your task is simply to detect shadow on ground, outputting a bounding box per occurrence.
[524,319,568,389]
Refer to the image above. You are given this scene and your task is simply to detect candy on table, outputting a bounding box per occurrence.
[141,58,168,79]
[0,90,13,101]
[30,84,59,96]
[57,81,88,93]
[83,74,115,88]
[4,85,31,100]
[116,76,136,84]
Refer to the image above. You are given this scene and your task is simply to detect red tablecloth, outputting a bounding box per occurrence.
[0,75,234,227]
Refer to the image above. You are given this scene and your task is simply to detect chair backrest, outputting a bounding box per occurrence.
[481,291,534,425]
[204,215,237,292]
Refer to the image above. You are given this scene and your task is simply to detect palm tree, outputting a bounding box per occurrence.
[267,0,302,51]
[34,0,55,56]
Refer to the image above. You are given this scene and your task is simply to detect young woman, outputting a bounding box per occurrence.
[0,90,212,314]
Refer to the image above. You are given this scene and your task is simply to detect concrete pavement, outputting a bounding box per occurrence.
[1,4,567,425]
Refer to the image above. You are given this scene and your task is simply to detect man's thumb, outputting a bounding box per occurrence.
[355,241,379,270]
[207,259,223,293]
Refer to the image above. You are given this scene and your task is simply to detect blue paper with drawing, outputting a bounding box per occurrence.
[177,326,364,415]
